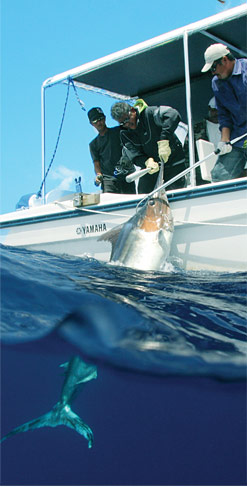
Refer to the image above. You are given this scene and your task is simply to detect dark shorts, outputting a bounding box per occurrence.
[211,147,247,182]
[102,175,136,194]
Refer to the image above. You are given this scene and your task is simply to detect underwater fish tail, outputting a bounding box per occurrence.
[1,401,93,448]
[1,357,97,448]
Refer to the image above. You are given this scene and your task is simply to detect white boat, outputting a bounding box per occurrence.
[1,5,247,272]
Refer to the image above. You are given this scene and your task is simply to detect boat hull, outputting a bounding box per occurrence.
[1,179,247,272]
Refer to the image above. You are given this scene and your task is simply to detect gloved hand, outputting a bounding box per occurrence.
[145,158,159,174]
[94,173,103,186]
[217,141,232,155]
[157,140,171,163]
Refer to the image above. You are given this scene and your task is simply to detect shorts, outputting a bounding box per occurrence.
[211,146,247,182]
[102,175,136,194]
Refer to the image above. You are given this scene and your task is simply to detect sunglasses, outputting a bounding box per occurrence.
[119,112,132,127]
[211,58,222,74]
[92,117,105,123]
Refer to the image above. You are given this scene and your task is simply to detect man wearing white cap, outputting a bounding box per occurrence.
[201,43,247,181]
[205,97,221,149]
[193,97,221,150]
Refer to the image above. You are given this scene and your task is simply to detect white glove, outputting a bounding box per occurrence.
[217,141,232,155]
[157,140,171,163]
[145,158,159,175]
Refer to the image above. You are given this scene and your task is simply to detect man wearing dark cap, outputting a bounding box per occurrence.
[88,107,136,194]
[201,43,247,181]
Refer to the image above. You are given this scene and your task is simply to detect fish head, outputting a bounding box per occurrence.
[138,189,173,233]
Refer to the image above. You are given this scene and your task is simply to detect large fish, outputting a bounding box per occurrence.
[99,165,174,271]
[1,356,97,448]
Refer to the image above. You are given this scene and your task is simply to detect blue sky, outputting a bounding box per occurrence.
[1,0,245,214]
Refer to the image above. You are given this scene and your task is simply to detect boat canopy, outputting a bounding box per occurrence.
[40,5,246,199]
[44,5,247,123]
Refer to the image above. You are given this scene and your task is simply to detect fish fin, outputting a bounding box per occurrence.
[98,224,123,247]
[1,403,93,448]
[60,361,69,369]
[158,227,173,256]
[0,410,55,442]
[60,407,94,448]
[59,362,69,378]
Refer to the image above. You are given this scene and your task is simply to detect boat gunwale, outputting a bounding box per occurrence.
[1,178,246,229]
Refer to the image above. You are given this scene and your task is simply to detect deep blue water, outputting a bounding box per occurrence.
[1,243,246,486]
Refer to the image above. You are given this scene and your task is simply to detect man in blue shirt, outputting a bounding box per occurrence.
[201,43,247,182]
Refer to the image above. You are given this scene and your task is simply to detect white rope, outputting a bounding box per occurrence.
[175,220,247,227]
[54,201,247,227]
[54,201,130,217]
[76,207,130,217]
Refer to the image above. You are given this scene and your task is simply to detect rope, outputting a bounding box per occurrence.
[37,76,137,200]
[54,201,130,217]
[71,80,137,102]
[175,220,247,227]
[37,80,71,198]
[37,78,87,199]
[69,78,86,111]
[53,201,247,227]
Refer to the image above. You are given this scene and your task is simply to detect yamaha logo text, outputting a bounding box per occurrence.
[76,223,107,236]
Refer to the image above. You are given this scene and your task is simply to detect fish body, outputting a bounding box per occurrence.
[60,356,97,404]
[99,169,173,271]
[1,356,97,448]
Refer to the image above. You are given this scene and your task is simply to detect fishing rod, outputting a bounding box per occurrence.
[128,132,247,200]
[147,132,247,199]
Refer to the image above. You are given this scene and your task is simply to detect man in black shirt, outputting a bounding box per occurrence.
[111,100,186,193]
[88,107,135,194]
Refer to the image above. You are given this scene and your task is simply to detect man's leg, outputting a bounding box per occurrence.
[102,175,121,193]
[211,147,247,182]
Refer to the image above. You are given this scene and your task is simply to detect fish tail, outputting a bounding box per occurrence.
[1,403,94,448]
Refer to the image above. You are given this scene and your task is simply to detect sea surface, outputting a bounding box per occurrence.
[0,243,246,486]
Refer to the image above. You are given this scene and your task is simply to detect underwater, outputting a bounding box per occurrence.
[1,243,246,486]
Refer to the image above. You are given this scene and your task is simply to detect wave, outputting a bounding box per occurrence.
[1,244,246,380]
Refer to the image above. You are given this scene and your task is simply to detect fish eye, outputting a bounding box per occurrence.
[149,199,155,206]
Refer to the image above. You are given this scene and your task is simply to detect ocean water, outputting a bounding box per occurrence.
[0,243,246,486]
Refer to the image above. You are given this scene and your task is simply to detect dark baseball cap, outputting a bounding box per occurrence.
[87,107,105,123]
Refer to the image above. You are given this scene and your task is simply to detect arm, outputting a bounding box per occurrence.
[120,132,159,174]
[89,141,103,184]
[153,106,181,140]
[153,106,181,163]
[213,89,232,154]
[220,127,231,142]
[212,80,233,134]
[93,160,102,176]
[120,131,147,168]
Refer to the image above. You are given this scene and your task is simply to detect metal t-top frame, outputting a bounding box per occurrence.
[40,4,247,203]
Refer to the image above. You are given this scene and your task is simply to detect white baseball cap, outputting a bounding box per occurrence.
[208,97,217,109]
[201,43,230,72]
